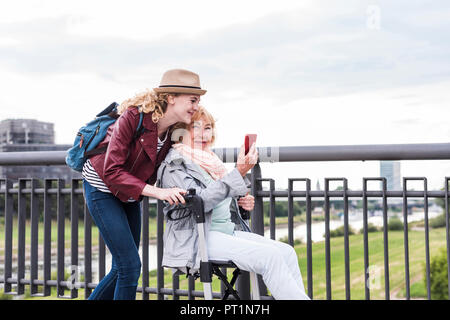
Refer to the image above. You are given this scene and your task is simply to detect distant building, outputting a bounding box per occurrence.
[380,161,401,191]
[0,118,80,181]
[0,119,54,145]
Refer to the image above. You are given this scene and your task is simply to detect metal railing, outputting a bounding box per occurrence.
[1,143,450,300]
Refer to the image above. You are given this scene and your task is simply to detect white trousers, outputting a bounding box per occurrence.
[207,230,310,300]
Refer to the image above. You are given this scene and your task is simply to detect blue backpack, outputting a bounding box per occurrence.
[66,102,144,172]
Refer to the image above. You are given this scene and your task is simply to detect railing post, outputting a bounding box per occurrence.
[362,178,371,300]
[57,179,65,297]
[172,273,180,300]
[257,179,275,239]
[70,179,79,298]
[342,178,350,300]
[251,163,265,235]
[422,178,431,300]
[287,179,294,246]
[324,179,332,300]
[156,200,165,300]
[402,178,411,300]
[325,178,351,300]
[43,179,52,296]
[236,163,264,299]
[141,197,150,300]
[3,179,13,294]
[84,201,93,299]
[252,164,268,298]
[305,179,313,300]
[187,275,195,300]
[363,177,391,300]
[17,179,27,295]
[445,177,450,300]
[380,178,390,300]
[287,178,313,299]
[30,179,39,296]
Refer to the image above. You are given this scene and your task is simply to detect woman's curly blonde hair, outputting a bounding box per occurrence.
[117,89,178,123]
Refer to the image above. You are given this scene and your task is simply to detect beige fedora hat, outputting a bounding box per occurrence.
[153,69,207,95]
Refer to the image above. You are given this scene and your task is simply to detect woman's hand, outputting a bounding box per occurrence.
[157,187,187,205]
[238,193,255,211]
[236,143,258,177]
[142,184,187,205]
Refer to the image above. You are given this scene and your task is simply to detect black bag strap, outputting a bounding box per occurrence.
[85,146,108,157]
[167,206,193,221]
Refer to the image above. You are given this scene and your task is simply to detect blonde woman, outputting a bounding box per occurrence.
[82,69,205,300]
[158,107,310,300]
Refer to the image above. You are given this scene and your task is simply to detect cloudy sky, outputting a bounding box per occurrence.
[1,0,450,190]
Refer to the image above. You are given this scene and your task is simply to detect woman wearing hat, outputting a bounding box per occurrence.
[82,69,206,300]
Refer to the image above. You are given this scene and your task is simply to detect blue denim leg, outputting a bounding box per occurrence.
[88,258,118,300]
[83,180,142,300]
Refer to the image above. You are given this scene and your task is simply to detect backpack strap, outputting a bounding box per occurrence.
[85,111,145,157]
[84,146,108,157]
[133,111,145,140]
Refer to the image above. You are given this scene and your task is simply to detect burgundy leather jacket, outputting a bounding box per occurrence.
[89,107,173,202]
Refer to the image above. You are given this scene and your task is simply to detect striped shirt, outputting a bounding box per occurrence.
[82,130,169,200]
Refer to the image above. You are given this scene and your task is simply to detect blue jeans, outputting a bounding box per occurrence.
[83,180,142,300]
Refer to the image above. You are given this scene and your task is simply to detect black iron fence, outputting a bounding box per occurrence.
[1,143,450,300]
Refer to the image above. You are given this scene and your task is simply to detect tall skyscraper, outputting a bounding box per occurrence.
[380,161,401,191]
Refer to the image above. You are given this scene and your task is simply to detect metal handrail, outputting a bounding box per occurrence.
[1,142,450,165]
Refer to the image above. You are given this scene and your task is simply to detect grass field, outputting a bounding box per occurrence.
[294,227,447,300]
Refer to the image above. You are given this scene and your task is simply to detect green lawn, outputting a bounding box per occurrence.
[294,227,447,300]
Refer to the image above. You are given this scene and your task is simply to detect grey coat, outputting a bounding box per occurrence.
[156,148,251,271]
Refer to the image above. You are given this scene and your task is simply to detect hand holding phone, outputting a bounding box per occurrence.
[245,134,257,155]
[237,134,258,177]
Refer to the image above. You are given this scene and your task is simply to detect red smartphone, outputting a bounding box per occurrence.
[245,134,257,155]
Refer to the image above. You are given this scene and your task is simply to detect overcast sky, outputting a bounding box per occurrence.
[1,0,450,190]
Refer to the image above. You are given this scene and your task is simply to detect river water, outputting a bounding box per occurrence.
[265,206,442,243]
